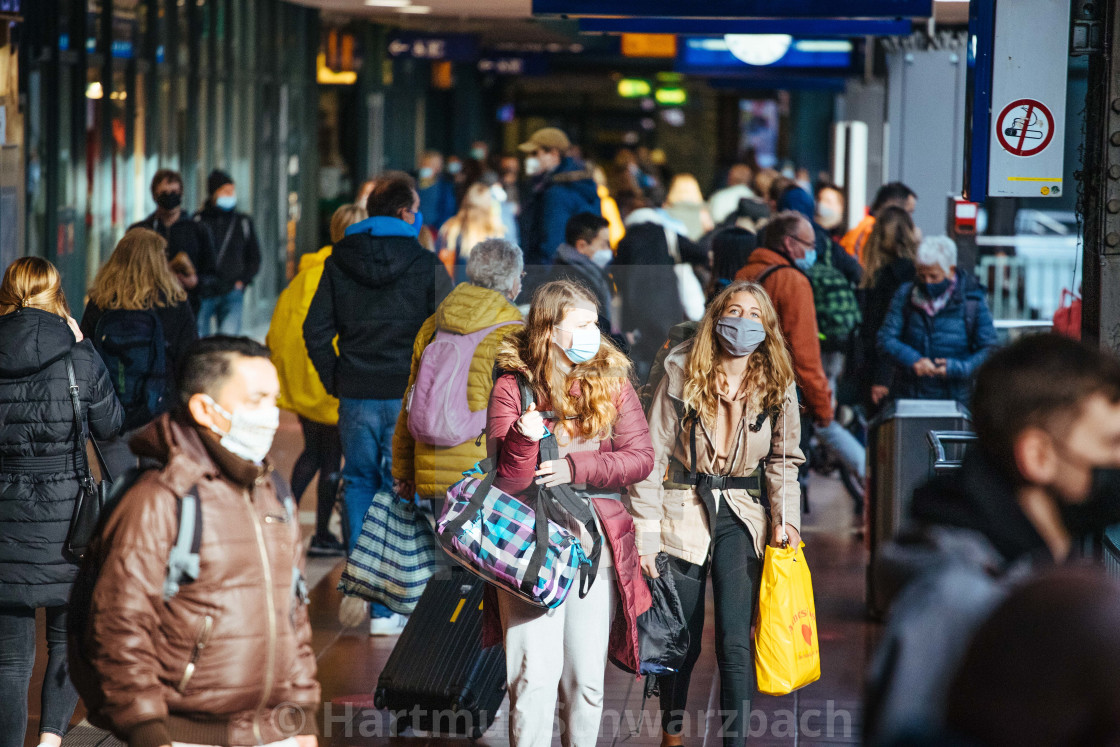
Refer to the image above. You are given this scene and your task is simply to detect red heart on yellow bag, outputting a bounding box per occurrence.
[802,623,813,645]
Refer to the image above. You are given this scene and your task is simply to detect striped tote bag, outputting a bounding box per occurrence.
[338,491,436,614]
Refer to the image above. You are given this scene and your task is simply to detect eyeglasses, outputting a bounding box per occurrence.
[789,235,815,249]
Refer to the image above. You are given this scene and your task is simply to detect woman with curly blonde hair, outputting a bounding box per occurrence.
[481,279,654,747]
[628,280,804,747]
[437,182,505,282]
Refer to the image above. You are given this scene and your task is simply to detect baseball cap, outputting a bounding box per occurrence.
[518,127,571,153]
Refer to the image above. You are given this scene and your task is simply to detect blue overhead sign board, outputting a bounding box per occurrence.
[579,18,912,36]
[678,37,852,74]
[0,0,19,14]
[534,0,931,18]
[478,55,549,76]
[387,34,478,62]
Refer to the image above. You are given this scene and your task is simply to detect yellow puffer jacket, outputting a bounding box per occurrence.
[267,246,339,425]
[392,283,523,498]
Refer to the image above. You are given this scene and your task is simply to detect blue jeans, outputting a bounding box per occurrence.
[339,397,402,619]
[816,419,867,480]
[197,287,244,337]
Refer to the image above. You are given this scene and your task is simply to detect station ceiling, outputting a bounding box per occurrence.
[291,0,969,24]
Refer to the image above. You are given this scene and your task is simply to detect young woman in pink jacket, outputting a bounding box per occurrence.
[482,279,654,747]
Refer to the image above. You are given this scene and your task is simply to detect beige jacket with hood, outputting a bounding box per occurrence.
[627,339,805,564]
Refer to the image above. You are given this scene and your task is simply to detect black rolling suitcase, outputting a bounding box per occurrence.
[375,569,507,738]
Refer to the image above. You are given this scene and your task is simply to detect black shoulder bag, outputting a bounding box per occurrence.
[64,354,114,560]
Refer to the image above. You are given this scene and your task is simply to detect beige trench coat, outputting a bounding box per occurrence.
[627,340,805,565]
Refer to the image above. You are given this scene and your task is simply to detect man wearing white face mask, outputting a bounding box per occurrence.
[548,212,615,334]
[77,336,321,747]
[518,128,602,296]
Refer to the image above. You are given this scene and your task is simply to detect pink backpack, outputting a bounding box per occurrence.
[407,321,522,447]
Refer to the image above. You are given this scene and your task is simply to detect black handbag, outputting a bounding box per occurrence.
[64,353,113,560]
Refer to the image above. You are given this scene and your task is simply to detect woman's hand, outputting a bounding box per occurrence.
[535,459,573,488]
[870,385,889,405]
[640,553,660,579]
[771,523,801,549]
[67,316,84,342]
[913,357,939,377]
[515,403,546,440]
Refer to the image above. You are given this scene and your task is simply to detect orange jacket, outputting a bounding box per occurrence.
[735,247,833,424]
[840,215,876,263]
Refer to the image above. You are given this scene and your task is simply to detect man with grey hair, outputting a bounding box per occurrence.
[391,238,524,514]
[878,235,998,405]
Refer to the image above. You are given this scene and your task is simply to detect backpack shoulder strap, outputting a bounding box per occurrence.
[163,486,203,601]
[756,263,792,285]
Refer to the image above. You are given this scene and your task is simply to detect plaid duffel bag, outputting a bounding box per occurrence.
[437,460,593,610]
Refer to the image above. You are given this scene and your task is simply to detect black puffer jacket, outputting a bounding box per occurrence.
[303,220,453,400]
[0,309,123,608]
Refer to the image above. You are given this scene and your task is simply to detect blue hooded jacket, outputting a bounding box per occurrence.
[877,273,999,405]
[520,156,601,267]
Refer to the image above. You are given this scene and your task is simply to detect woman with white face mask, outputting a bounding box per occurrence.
[480,279,655,747]
[628,281,804,747]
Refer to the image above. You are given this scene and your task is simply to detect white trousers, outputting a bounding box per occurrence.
[498,561,617,747]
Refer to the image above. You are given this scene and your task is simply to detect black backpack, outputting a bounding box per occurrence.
[93,309,169,431]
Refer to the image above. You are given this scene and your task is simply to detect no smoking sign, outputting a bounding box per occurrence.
[996,98,1055,158]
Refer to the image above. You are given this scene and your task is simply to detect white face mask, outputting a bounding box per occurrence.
[204,396,280,464]
[525,157,541,177]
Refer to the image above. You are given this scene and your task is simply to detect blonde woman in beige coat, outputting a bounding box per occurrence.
[628,280,805,747]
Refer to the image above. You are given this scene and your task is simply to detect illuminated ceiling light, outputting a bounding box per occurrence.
[364,0,411,6]
[654,87,688,105]
[397,5,432,12]
[617,78,652,98]
[723,34,793,66]
[794,40,853,53]
[85,81,104,100]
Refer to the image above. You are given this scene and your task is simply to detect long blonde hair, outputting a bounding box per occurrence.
[500,280,631,441]
[861,206,919,288]
[681,281,796,428]
[665,173,705,205]
[330,203,368,244]
[440,183,504,260]
[0,257,71,317]
[88,228,187,311]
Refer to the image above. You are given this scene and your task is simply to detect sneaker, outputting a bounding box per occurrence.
[370,613,408,636]
[308,534,347,557]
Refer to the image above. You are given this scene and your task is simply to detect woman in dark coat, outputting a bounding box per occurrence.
[80,228,197,475]
[0,257,122,747]
[857,206,920,409]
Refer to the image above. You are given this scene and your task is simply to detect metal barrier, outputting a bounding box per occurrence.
[973,235,1080,321]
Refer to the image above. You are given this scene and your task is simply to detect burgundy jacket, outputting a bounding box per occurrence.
[480,372,655,676]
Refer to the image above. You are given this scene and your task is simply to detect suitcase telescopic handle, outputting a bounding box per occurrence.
[927,430,978,475]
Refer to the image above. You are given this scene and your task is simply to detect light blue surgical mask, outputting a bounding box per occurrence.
[555,325,601,365]
[794,249,817,272]
[447,161,463,175]
[591,248,614,269]
[418,167,434,180]
[216,195,237,211]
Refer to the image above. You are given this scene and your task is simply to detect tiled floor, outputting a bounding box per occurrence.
[40,411,877,746]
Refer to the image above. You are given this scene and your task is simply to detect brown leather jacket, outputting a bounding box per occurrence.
[82,414,319,747]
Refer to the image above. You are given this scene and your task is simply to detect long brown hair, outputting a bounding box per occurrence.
[861,206,919,288]
[681,281,796,428]
[0,257,71,318]
[87,228,187,310]
[499,280,631,440]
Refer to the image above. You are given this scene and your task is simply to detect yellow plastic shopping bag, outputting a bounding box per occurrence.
[754,541,821,696]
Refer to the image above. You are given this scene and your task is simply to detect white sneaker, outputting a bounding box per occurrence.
[370,613,408,636]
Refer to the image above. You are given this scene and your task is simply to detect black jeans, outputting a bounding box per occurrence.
[0,604,79,746]
[291,417,343,539]
[660,499,763,747]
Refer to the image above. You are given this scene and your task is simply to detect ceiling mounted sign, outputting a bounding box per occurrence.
[534,0,931,18]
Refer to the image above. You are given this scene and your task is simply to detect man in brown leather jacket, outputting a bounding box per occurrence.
[79,337,320,747]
